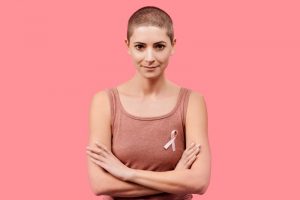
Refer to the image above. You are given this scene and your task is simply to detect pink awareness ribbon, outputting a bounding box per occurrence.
[164,130,178,151]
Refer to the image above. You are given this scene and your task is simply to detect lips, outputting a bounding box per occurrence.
[143,65,159,68]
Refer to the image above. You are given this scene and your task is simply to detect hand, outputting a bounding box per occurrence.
[175,143,201,170]
[86,142,134,181]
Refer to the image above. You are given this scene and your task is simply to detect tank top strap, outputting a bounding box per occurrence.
[106,88,116,127]
[180,88,192,128]
[106,87,191,125]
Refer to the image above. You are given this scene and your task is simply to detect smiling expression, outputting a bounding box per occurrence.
[125,26,176,79]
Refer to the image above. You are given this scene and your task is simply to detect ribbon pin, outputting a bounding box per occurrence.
[164,130,178,151]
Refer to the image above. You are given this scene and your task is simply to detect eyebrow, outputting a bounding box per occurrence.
[133,41,167,45]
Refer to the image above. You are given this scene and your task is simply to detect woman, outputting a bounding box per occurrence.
[86,6,211,200]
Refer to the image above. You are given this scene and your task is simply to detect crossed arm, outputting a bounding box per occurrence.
[86,91,211,197]
[87,142,201,197]
[87,156,164,197]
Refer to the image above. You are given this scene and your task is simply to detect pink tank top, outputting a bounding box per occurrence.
[103,87,193,200]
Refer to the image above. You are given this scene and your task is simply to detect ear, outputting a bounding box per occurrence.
[124,39,131,55]
[171,38,176,55]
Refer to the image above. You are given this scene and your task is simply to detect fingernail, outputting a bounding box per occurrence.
[191,142,195,146]
[196,144,201,148]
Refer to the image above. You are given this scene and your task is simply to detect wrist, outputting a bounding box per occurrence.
[123,167,136,182]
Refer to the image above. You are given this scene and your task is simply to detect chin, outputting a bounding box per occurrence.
[142,73,163,80]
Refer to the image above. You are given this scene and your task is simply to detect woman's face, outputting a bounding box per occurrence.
[125,26,176,79]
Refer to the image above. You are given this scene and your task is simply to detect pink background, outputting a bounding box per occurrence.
[1,0,299,199]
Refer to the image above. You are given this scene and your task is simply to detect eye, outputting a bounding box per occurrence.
[134,44,145,50]
[155,44,165,50]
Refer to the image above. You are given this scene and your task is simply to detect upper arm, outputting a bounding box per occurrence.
[87,91,164,196]
[87,90,112,194]
[88,90,112,150]
[185,91,211,193]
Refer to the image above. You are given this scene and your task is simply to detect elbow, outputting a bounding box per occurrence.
[90,185,103,196]
[89,181,110,196]
[188,168,211,195]
[187,172,210,195]
[179,179,209,195]
[91,187,111,196]
[195,184,209,195]
[192,180,210,195]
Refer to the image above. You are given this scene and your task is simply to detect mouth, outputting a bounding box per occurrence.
[143,65,160,68]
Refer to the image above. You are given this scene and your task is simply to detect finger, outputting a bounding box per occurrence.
[86,144,106,153]
[191,145,201,157]
[86,150,105,161]
[86,146,102,155]
[185,146,201,163]
[182,143,195,156]
[185,143,195,152]
[90,157,110,172]
[195,145,201,155]
[190,144,201,154]
[186,155,197,168]
[185,151,196,163]
[87,143,109,157]
[184,144,199,157]
[95,142,111,154]
[90,157,104,167]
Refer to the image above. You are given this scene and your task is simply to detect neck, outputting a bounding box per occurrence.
[128,73,169,97]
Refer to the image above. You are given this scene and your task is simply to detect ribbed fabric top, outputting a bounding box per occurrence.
[103,87,193,200]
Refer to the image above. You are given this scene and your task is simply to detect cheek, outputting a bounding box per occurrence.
[130,52,144,62]
[156,52,171,62]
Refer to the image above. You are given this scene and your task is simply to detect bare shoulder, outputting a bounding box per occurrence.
[185,90,208,144]
[187,90,207,114]
[92,89,110,103]
[186,91,207,138]
[90,90,111,116]
[89,89,112,148]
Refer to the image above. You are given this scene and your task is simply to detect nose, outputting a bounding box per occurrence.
[145,48,155,63]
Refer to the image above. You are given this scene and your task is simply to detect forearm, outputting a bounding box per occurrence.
[87,140,206,196]
[97,170,164,197]
[127,169,200,195]
[88,148,163,197]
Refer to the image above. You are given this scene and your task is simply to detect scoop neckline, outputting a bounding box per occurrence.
[114,87,184,120]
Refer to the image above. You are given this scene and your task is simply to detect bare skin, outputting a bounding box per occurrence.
[115,81,182,118]
[86,142,201,179]
[174,143,201,170]
[87,25,211,196]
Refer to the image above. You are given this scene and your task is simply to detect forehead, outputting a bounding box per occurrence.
[130,26,169,43]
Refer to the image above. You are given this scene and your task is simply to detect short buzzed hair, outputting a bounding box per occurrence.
[127,6,174,44]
